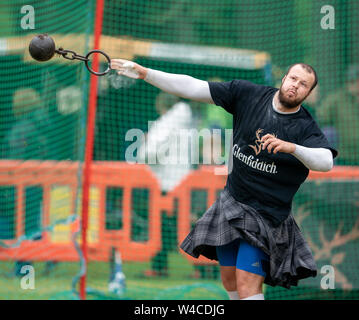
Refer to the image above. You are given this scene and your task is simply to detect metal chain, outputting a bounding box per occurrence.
[55,48,89,62]
[54,48,111,76]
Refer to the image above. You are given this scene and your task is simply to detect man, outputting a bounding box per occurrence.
[317,64,359,165]
[111,59,337,300]
[2,87,49,160]
[1,87,56,276]
[138,91,193,277]
[138,91,193,192]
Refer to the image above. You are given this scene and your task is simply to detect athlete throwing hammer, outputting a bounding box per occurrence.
[111,59,337,300]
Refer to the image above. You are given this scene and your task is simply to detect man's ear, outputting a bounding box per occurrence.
[282,75,286,84]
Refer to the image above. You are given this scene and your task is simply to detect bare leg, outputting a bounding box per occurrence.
[236,269,265,299]
[219,265,237,292]
[219,265,239,299]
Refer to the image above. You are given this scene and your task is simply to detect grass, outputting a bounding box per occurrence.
[2,252,357,300]
[0,252,227,300]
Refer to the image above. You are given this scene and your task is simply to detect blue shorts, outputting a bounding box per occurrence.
[216,239,269,277]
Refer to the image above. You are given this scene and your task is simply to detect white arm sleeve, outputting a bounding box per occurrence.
[144,69,214,104]
[292,145,333,172]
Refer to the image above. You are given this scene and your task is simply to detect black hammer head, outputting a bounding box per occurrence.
[28,34,56,62]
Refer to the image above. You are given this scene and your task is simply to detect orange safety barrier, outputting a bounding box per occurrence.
[0,160,358,265]
[0,160,169,262]
[172,166,227,265]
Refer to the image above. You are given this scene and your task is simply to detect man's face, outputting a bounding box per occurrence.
[279,65,316,110]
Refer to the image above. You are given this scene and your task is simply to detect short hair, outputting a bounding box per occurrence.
[286,63,318,91]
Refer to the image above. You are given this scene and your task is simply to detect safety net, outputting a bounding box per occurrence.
[0,0,358,300]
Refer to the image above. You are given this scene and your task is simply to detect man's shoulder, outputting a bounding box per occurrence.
[230,79,274,90]
[300,111,323,135]
[300,105,316,120]
[227,80,276,102]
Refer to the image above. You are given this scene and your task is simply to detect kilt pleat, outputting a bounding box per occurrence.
[180,188,317,289]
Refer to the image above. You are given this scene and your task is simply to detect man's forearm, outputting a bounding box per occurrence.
[291,145,333,172]
[110,59,214,103]
[144,69,214,104]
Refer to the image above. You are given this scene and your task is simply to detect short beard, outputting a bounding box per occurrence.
[278,87,309,110]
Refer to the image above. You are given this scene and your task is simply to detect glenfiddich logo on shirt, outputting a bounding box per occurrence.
[249,128,277,155]
[232,128,278,174]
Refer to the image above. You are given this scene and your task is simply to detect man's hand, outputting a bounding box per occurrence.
[261,134,296,154]
[110,59,148,79]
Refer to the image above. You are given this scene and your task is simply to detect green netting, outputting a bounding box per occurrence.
[0,0,358,300]
[0,0,92,300]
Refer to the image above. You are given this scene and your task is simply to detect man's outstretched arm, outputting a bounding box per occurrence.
[111,59,214,104]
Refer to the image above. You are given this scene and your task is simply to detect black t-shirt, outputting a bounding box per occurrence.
[209,80,338,226]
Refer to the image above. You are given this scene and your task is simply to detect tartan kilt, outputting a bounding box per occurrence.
[180,188,317,289]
